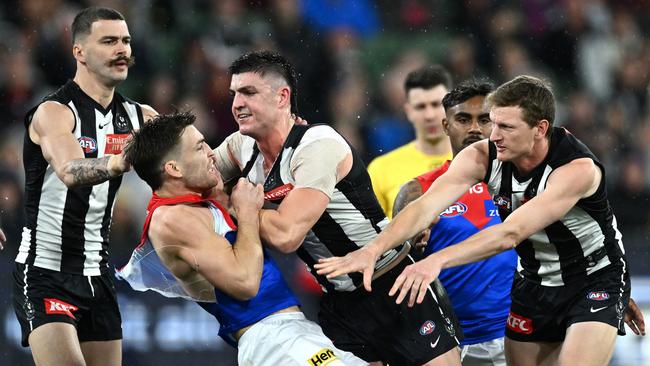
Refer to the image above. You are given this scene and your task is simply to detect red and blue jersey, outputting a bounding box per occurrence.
[416,161,516,345]
[117,193,299,347]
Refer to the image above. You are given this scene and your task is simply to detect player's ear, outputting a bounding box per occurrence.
[163,160,182,178]
[278,86,291,109]
[536,119,549,139]
[442,117,450,135]
[73,43,85,63]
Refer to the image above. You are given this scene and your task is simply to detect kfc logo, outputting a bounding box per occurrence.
[44,298,78,319]
[507,312,533,334]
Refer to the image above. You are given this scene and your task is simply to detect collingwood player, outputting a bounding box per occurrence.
[12,7,156,366]
[317,75,645,366]
[215,51,461,365]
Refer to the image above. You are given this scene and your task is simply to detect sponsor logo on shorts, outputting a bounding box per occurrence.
[587,291,609,301]
[444,316,456,337]
[78,136,97,154]
[616,299,625,320]
[507,312,533,334]
[264,183,294,201]
[430,335,441,348]
[440,202,467,217]
[419,320,436,335]
[590,306,608,313]
[23,300,35,321]
[44,298,78,319]
[308,348,338,366]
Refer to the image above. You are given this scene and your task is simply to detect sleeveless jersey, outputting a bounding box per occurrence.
[417,161,516,345]
[233,124,401,292]
[17,80,144,275]
[483,127,626,286]
[116,193,299,346]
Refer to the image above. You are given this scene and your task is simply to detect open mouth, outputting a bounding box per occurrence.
[236,112,252,122]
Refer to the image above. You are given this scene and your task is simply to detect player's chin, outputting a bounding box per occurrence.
[109,72,128,83]
[495,150,513,161]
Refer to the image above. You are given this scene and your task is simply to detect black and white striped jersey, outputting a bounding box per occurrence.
[17,80,144,276]
[484,127,626,286]
[230,124,398,292]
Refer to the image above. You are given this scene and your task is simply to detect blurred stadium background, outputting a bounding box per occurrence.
[0,0,648,365]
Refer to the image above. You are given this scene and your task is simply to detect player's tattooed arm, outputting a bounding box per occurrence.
[392,179,424,217]
[63,155,129,187]
[393,180,433,254]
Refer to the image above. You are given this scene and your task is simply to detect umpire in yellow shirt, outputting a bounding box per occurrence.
[368,65,453,218]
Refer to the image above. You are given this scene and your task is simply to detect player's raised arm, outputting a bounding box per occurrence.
[315,140,487,290]
[30,102,130,188]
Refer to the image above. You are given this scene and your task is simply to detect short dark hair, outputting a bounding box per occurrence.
[404,65,452,95]
[487,75,555,136]
[442,79,495,110]
[124,112,195,191]
[229,50,298,114]
[72,7,125,43]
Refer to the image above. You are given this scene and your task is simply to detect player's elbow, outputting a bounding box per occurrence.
[498,224,522,251]
[231,278,261,301]
[267,231,304,253]
[58,169,80,189]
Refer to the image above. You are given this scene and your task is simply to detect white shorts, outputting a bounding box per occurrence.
[237,311,368,366]
[460,337,506,366]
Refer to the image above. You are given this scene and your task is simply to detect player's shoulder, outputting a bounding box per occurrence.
[31,101,75,131]
[301,124,345,141]
[298,124,349,150]
[151,204,210,236]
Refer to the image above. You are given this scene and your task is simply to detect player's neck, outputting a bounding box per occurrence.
[73,69,116,109]
[256,115,294,173]
[156,182,204,199]
[414,136,452,156]
[512,137,550,176]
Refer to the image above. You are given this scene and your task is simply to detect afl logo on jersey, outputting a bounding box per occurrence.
[440,202,467,217]
[78,136,97,153]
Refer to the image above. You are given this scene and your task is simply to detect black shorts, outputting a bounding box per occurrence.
[318,255,462,365]
[506,263,630,342]
[12,262,122,347]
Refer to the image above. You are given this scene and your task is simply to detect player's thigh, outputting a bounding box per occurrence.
[80,340,122,366]
[422,347,461,366]
[238,312,367,366]
[461,338,506,366]
[504,337,560,366]
[29,322,85,366]
[558,321,617,366]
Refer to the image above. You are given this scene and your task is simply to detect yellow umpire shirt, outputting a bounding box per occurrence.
[367,142,452,218]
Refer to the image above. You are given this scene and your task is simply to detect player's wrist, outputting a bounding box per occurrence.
[107,154,126,177]
[234,206,261,221]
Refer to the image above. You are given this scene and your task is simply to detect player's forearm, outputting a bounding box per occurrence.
[435,223,518,269]
[231,211,264,298]
[369,196,438,256]
[259,209,304,253]
[58,155,125,188]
